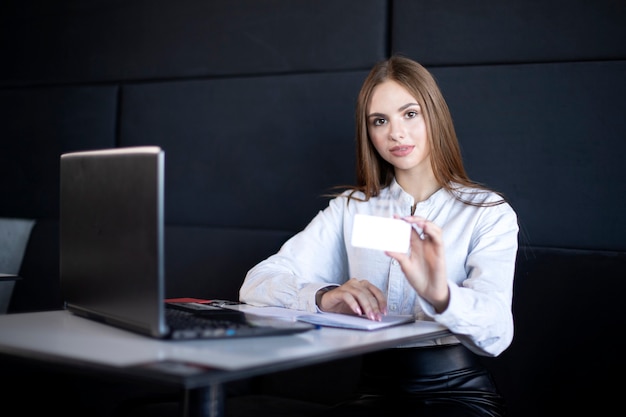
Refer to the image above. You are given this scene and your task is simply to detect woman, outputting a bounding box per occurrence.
[238,55,519,417]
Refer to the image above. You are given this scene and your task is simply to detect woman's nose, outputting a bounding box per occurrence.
[389,121,405,141]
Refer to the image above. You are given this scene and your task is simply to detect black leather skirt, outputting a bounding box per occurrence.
[326,344,506,417]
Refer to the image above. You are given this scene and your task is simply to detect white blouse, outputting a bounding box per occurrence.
[240,179,519,357]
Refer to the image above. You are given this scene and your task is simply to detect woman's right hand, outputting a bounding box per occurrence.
[317,278,387,321]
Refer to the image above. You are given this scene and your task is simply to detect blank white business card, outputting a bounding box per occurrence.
[351,214,411,253]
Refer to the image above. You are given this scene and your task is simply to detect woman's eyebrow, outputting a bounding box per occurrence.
[367,103,420,118]
[398,102,420,112]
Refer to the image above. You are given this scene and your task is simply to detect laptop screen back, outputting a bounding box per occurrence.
[60,146,167,337]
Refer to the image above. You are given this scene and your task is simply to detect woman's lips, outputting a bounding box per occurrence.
[389,145,414,157]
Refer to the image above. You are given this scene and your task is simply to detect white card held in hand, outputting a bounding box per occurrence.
[351,214,411,253]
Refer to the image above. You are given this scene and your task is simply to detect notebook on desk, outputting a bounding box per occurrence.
[59,146,315,340]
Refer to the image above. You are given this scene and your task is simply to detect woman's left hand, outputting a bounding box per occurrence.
[386,216,450,313]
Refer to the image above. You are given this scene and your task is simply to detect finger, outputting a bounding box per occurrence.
[329,290,363,316]
[420,220,442,244]
[344,293,364,316]
[343,279,384,320]
[320,284,358,315]
[386,250,409,264]
[362,281,387,316]
[402,217,441,243]
[386,251,412,277]
[369,284,388,315]
[342,279,388,320]
[400,215,427,224]
[352,287,385,321]
[398,216,428,240]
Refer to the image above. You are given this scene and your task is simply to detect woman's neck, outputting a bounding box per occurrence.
[395,169,440,203]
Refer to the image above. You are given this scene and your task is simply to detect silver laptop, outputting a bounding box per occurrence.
[59,146,314,339]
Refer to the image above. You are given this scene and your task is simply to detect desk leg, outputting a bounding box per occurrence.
[183,383,224,417]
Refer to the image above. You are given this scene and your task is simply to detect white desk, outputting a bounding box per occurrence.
[0,309,449,417]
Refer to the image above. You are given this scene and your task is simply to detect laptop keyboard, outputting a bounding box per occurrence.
[164,303,316,340]
[165,307,252,339]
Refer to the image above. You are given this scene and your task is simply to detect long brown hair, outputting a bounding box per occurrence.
[341,55,504,206]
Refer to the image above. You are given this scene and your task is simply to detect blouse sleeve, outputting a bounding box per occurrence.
[239,196,350,313]
[418,201,520,357]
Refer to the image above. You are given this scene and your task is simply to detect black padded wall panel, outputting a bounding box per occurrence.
[392,0,626,65]
[119,71,367,232]
[1,0,387,85]
[0,87,118,219]
[430,61,626,251]
[164,226,293,300]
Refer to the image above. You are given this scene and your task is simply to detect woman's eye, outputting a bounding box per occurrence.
[406,110,418,119]
[373,118,386,126]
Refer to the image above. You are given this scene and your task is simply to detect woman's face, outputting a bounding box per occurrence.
[366,80,431,176]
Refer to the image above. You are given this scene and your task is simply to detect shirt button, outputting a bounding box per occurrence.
[389,304,397,311]
[391,259,398,266]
